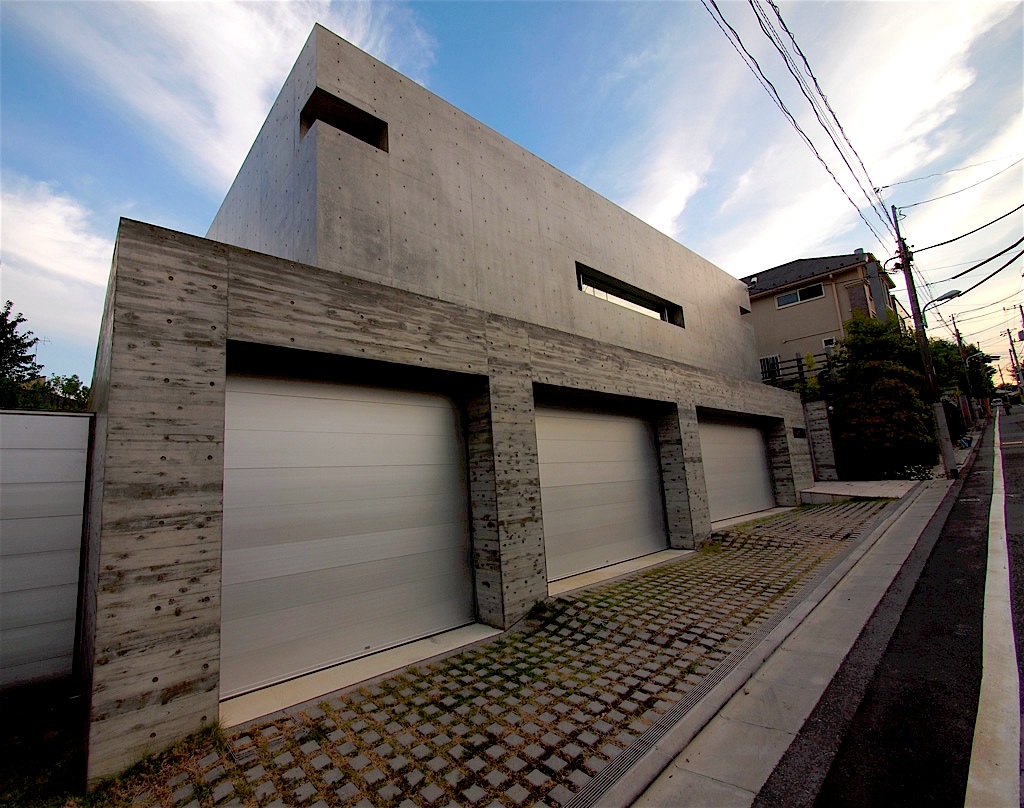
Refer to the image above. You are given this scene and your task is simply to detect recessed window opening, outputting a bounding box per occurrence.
[576,263,684,327]
[776,283,824,309]
[300,87,389,152]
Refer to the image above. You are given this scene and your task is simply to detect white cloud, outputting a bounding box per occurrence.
[7,1,436,195]
[675,1,1020,274]
[1,178,112,288]
[626,151,710,239]
[0,178,112,377]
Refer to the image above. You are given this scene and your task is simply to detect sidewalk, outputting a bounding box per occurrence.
[631,422,999,807]
[629,478,954,807]
[77,492,916,808]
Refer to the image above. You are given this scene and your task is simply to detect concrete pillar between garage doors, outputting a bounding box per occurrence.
[466,321,547,630]
[674,403,713,544]
[766,419,799,506]
[655,405,703,550]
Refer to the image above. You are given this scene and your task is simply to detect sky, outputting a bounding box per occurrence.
[1,0,1022,386]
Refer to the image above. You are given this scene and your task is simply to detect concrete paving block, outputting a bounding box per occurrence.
[212,779,234,803]
[485,769,508,787]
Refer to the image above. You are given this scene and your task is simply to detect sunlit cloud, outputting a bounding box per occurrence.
[1,177,111,288]
[0,178,112,375]
[7,1,435,195]
[679,2,1017,274]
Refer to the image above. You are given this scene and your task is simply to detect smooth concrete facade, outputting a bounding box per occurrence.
[81,24,812,785]
[209,25,757,382]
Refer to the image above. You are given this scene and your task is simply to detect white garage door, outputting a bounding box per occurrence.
[698,418,775,522]
[221,376,474,698]
[536,407,667,582]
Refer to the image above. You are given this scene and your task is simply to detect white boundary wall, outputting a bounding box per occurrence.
[0,410,91,687]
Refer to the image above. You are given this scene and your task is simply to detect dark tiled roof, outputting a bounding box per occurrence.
[740,253,870,297]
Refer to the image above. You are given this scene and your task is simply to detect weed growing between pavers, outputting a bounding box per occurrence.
[50,500,887,808]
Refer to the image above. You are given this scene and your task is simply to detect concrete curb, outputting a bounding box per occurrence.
[965,411,1021,807]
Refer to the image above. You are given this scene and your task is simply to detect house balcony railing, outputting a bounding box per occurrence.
[760,352,831,390]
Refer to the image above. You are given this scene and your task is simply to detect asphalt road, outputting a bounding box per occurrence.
[756,411,1022,807]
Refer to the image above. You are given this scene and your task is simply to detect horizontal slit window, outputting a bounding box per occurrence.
[300,87,388,152]
[776,283,824,309]
[576,263,684,327]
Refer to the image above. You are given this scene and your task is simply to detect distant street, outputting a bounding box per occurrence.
[757,409,1022,806]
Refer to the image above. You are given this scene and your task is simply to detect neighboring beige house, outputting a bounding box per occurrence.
[740,249,900,382]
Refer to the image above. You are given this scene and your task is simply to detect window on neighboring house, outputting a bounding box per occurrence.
[822,337,837,350]
[776,283,824,308]
[576,263,684,327]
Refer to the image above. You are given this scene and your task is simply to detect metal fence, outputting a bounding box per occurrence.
[0,410,92,688]
[760,352,831,389]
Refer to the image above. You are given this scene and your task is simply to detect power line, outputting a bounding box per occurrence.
[914,203,1024,253]
[952,308,1017,325]
[959,321,1018,343]
[957,248,1023,298]
[917,258,1004,273]
[699,0,892,249]
[876,153,1024,191]
[937,236,1024,282]
[757,0,895,238]
[953,289,1024,316]
[901,158,1024,209]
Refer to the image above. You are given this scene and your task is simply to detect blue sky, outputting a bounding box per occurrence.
[1,1,1022,384]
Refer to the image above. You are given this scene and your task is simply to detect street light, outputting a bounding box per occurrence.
[922,289,962,314]
[921,289,961,331]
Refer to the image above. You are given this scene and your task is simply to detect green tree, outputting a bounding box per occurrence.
[821,313,938,479]
[929,337,995,399]
[47,374,90,411]
[0,301,90,411]
[1,300,43,408]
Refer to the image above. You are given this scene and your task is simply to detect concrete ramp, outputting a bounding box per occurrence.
[801,480,918,504]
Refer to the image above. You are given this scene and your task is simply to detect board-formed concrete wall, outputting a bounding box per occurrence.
[82,220,811,783]
[210,25,758,381]
[804,399,839,481]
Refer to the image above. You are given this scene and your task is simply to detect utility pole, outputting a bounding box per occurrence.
[1005,329,1022,386]
[893,204,957,478]
[951,314,977,422]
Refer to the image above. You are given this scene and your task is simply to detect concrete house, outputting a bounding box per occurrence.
[740,250,901,381]
[80,24,813,782]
